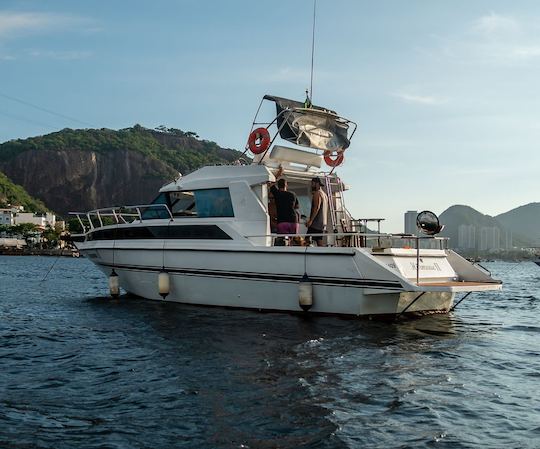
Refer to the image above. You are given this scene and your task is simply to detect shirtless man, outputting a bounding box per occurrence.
[306,177,328,246]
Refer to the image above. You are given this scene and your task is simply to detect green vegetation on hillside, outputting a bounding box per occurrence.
[0,125,245,175]
[0,171,48,212]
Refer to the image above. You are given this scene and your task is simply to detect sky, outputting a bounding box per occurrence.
[1,0,539,232]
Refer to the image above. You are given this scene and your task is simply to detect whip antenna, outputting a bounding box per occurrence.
[309,0,317,104]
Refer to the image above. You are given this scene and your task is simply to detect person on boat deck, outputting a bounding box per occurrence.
[268,166,299,236]
[268,190,278,233]
[306,177,328,246]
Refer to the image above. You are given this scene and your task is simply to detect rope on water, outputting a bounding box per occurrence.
[40,247,65,282]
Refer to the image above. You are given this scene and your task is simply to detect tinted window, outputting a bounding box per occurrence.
[86,225,231,240]
[169,189,234,218]
[169,192,197,216]
[151,192,168,205]
[135,192,171,220]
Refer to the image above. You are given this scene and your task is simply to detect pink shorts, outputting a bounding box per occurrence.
[277,222,299,235]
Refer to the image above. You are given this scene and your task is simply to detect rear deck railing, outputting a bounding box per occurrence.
[246,232,448,249]
[246,232,449,284]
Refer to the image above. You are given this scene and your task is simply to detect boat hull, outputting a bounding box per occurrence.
[111,267,453,316]
[78,243,456,316]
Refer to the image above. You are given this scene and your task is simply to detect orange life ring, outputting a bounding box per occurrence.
[248,127,271,155]
[324,151,344,167]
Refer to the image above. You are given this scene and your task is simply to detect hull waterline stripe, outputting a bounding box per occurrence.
[96,262,404,290]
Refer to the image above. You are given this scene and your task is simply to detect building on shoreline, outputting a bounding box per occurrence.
[13,212,59,230]
[0,209,15,226]
[458,224,476,249]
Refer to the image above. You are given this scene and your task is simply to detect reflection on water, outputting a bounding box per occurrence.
[0,256,538,448]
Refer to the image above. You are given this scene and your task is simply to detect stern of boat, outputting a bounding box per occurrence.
[363,246,502,314]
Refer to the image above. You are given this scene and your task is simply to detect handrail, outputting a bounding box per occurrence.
[69,204,173,233]
[245,232,449,241]
[245,232,449,284]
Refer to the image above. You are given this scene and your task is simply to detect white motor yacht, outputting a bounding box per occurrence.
[71,95,502,317]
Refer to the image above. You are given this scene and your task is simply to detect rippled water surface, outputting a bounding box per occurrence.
[0,256,539,448]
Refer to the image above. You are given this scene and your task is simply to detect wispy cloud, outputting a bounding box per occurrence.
[471,12,520,37]
[512,45,540,59]
[264,66,310,83]
[437,12,540,65]
[392,92,447,106]
[27,49,93,60]
[0,11,94,39]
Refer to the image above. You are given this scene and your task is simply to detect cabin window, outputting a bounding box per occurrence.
[140,192,171,219]
[150,192,168,205]
[169,188,234,218]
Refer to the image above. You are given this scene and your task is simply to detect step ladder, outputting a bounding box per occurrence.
[324,175,355,246]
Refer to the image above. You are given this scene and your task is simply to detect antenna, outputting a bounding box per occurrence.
[309,0,317,104]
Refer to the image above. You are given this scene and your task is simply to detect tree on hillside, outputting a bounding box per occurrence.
[42,225,62,248]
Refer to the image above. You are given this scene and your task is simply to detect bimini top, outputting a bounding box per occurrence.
[160,165,273,192]
[263,95,354,153]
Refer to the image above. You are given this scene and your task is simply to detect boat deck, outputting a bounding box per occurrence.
[417,281,499,287]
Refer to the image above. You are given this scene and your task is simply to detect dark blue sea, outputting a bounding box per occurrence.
[0,256,539,449]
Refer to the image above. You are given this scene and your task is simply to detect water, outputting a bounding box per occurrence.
[0,256,538,448]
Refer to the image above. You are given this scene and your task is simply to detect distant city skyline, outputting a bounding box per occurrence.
[1,0,539,231]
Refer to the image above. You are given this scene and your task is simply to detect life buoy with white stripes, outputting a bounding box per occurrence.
[248,127,271,155]
[324,151,344,167]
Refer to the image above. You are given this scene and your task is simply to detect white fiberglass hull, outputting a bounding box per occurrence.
[77,242,460,317]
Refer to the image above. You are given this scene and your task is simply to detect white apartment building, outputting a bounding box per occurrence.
[458,224,476,249]
[0,208,15,226]
[479,226,501,251]
[13,212,56,230]
[502,230,513,250]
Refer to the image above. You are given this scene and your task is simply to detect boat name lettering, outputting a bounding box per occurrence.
[409,262,442,272]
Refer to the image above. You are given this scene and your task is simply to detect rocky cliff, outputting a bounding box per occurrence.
[0,126,244,216]
[0,149,177,216]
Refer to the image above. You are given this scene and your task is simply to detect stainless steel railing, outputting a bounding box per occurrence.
[245,232,449,284]
[69,204,173,233]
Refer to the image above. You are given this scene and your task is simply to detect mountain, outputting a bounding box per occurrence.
[0,126,244,216]
[0,171,48,213]
[496,203,540,246]
[439,204,533,249]
[439,205,505,242]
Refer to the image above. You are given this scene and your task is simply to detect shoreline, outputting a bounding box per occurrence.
[0,248,80,257]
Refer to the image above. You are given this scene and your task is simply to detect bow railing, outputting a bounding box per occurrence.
[69,204,173,233]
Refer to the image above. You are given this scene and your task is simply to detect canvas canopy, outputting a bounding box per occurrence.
[263,95,351,153]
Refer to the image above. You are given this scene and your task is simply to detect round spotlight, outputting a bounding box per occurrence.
[416,210,444,236]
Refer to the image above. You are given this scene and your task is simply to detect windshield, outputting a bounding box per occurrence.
[168,189,234,218]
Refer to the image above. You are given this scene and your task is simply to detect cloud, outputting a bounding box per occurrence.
[429,13,540,66]
[392,92,447,106]
[27,49,93,60]
[513,46,540,59]
[264,66,310,83]
[0,11,92,38]
[471,12,520,37]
